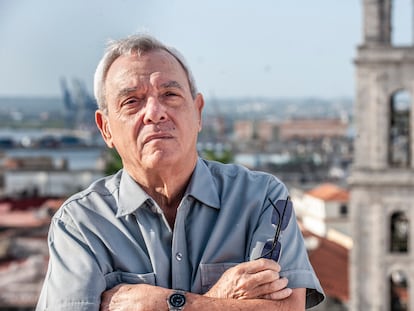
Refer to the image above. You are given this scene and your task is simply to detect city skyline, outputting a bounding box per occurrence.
[1,1,412,99]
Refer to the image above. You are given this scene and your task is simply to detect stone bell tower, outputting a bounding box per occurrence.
[350,0,414,310]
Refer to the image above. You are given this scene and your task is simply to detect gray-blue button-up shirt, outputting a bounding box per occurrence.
[36,158,324,310]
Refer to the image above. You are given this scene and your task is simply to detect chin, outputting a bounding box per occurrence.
[144,151,180,168]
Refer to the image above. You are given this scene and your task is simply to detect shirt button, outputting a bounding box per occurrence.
[175,252,183,261]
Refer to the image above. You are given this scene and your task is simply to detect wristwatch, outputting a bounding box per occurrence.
[167,290,186,311]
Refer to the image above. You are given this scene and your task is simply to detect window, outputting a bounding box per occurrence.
[389,90,411,167]
[339,204,348,217]
[390,211,409,253]
[390,270,409,311]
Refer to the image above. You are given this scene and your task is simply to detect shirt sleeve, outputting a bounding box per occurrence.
[36,209,105,311]
[278,206,325,308]
[248,179,325,309]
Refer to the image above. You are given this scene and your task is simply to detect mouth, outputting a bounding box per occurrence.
[143,133,174,145]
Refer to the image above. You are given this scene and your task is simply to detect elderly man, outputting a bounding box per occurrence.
[36,34,324,311]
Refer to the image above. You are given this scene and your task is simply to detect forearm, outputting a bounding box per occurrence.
[100,284,305,311]
[101,260,307,310]
[190,288,305,311]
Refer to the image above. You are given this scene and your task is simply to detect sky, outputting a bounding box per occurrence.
[0,0,412,99]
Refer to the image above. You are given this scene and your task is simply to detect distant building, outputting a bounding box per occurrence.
[295,183,351,238]
[302,227,349,311]
[290,184,351,310]
[3,170,103,197]
[350,1,414,310]
[278,118,349,141]
[0,150,105,197]
[0,147,104,197]
[233,120,256,141]
[233,118,349,143]
[0,197,63,309]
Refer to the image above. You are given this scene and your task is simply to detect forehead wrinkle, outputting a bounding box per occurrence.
[160,80,184,90]
[116,87,139,99]
[116,80,182,98]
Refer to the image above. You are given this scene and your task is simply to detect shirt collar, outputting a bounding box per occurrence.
[116,170,152,217]
[116,158,221,217]
[184,158,221,210]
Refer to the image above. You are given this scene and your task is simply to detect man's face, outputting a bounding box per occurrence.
[96,49,203,175]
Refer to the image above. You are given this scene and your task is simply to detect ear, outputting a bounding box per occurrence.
[195,93,204,132]
[95,110,114,148]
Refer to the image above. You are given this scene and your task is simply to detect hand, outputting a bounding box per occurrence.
[100,283,169,311]
[204,258,292,300]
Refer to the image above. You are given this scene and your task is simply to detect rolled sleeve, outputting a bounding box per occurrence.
[36,214,105,311]
[278,209,325,308]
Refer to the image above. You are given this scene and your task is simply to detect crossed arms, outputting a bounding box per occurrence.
[100,259,306,311]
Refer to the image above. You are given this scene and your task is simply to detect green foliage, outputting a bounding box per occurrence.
[202,148,234,164]
[104,148,123,175]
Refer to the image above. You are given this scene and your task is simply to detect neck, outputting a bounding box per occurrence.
[143,167,193,230]
[127,156,197,224]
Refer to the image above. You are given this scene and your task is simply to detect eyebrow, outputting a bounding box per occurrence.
[116,87,139,99]
[115,80,184,100]
[160,80,184,90]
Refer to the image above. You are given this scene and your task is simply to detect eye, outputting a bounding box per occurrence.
[164,91,178,97]
[121,97,141,106]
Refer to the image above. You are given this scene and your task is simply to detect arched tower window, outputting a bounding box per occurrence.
[392,0,413,46]
[389,90,411,167]
[390,211,409,252]
[390,270,409,311]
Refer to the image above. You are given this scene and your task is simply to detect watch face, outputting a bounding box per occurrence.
[169,292,186,307]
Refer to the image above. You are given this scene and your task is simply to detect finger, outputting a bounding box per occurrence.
[242,268,280,289]
[229,263,282,297]
[208,260,283,299]
[244,276,288,299]
[267,276,289,294]
[263,287,293,300]
[238,258,281,274]
[253,258,281,272]
[232,272,285,299]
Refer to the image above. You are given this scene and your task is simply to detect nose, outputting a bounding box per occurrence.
[143,96,167,124]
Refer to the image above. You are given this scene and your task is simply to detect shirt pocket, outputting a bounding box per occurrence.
[199,262,239,293]
[104,271,156,290]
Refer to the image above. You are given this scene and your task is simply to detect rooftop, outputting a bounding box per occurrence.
[302,226,349,302]
[306,183,349,202]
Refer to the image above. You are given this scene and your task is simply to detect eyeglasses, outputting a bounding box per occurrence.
[259,196,292,262]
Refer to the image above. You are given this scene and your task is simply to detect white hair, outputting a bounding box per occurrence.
[93,33,198,112]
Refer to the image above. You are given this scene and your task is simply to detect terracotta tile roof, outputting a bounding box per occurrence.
[302,227,349,302]
[0,210,50,228]
[306,183,349,202]
[0,197,51,211]
[0,197,64,228]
